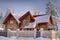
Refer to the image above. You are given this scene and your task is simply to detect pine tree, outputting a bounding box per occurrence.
[46,0,58,16]
[46,0,58,31]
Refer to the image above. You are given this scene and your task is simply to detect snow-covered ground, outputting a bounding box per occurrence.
[0,36,60,40]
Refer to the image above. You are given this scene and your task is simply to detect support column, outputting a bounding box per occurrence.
[51,30,56,40]
[34,29,36,38]
[40,28,44,37]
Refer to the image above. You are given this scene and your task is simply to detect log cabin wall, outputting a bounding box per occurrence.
[39,24,47,30]
[19,15,30,30]
[22,15,30,26]
[38,23,47,30]
[5,17,18,31]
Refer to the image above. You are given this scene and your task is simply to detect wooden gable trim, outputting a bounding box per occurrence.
[3,13,18,24]
[49,16,53,25]
[19,11,35,22]
[33,14,48,17]
[38,22,48,25]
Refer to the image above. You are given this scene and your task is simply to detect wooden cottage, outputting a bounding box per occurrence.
[34,14,53,30]
[3,13,19,31]
[19,11,35,30]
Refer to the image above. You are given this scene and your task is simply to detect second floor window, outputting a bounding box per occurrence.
[10,20,14,24]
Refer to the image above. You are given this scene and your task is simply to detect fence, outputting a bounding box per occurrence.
[7,29,17,37]
[42,30,51,38]
[17,30,34,37]
[7,29,36,38]
[7,29,60,39]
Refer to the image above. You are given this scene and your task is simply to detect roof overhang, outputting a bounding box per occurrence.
[19,11,35,22]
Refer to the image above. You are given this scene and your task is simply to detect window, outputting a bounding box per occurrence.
[23,17,30,26]
[23,20,26,25]
[10,20,14,24]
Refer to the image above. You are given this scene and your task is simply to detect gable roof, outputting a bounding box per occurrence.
[34,14,54,25]
[3,13,20,24]
[35,15,50,24]
[19,11,35,22]
[4,9,14,19]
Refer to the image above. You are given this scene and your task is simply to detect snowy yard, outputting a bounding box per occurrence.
[0,36,50,40]
[0,36,60,40]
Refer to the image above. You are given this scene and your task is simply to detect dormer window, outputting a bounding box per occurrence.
[10,20,14,24]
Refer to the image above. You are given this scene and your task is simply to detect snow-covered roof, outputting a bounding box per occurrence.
[13,14,20,23]
[4,9,21,23]
[35,15,50,24]
[19,11,35,22]
[24,22,36,28]
[4,9,14,19]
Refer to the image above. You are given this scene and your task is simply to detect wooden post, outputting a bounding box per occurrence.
[51,30,56,40]
[34,29,36,38]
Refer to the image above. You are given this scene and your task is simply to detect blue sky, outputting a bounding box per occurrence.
[0,0,60,16]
